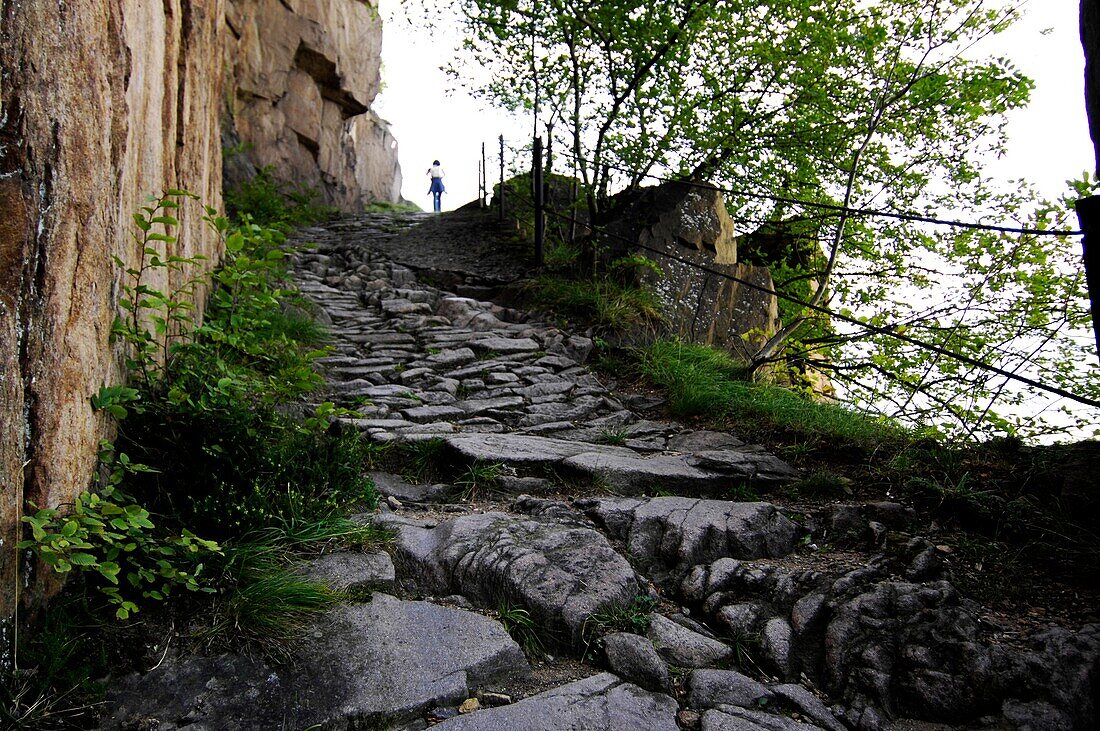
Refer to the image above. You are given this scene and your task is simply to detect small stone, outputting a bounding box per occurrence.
[716,602,770,637]
[478,691,513,707]
[386,495,403,510]
[760,618,793,679]
[459,698,481,714]
[677,709,702,729]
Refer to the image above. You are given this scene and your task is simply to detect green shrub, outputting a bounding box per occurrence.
[224,166,336,227]
[20,443,220,620]
[122,408,378,539]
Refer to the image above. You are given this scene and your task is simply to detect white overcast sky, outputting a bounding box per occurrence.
[374,0,1095,213]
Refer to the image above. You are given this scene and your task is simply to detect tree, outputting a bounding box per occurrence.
[426,0,1100,440]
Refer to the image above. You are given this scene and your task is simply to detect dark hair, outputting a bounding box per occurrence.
[432,160,440,166]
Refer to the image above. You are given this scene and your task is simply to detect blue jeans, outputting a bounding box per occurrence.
[429,177,445,212]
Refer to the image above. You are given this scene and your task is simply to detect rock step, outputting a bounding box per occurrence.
[102,595,530,730]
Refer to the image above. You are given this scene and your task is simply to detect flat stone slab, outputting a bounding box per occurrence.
[433,673,680,730]
[426,347,478,367]
[380,512,639,644]
[102,595,529,729]
[701,706,825,731]
[563,452,721,493]
[404,404,467,422]
[457,395,526,415]
[469,336,541,354]
[444,432,637,469]
[370,471,453,502]
[297,550,395,591]
[690,450,799,484]
[579,497,800,584]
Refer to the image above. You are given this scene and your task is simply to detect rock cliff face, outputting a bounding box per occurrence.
[0,0,400,658]
[224,0,403,208]
[0,1,226,651]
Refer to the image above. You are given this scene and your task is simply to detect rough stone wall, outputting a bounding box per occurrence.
[0,0,226,652]
[225,0,403,209]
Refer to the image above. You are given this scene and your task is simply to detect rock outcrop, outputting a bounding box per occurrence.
[224,0,403,208]
[601,182,781,358]
[0,0,226,649]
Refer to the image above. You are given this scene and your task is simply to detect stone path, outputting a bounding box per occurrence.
[102,212,1100,731]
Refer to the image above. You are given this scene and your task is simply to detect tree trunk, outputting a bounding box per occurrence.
[1083,0,1100,175]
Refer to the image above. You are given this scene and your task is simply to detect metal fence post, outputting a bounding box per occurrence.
[1075,195,1100,362]
[533,136,545,267]
[499,135,505,223]
[481,141,487,208]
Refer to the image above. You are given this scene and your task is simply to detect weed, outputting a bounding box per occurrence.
[0,669,103,730]
[497,601,546,656]
[725,483,760,502]
[456,461,503,501]
[581,595,658,652]
[2,593,114,730]
[718,628,764,673]
[597,428,629,446]
[401,438,447,484]
[639,339,909,451]
[788,470,853,498]
[225,167,336,228]
[589,474,617,495]
[525,275,663,334]
[363,199,422,214]
[210,564,339,657]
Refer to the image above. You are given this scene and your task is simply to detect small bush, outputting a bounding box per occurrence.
[225,167,336,228]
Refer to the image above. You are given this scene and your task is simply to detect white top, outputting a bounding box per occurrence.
[428,164,444,179]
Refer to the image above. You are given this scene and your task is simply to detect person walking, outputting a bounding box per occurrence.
[427,160,445,212]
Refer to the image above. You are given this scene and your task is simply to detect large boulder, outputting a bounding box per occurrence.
[580,497,800,586]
